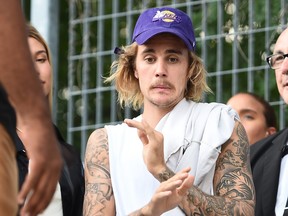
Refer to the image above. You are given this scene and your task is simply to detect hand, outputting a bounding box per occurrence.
[124,118,165,175]
[17,123,63,216]
[142,168,194,216]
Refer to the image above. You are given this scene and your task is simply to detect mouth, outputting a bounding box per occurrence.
[151,81,172,90]
[282,80,288,88]
[152,85,170,90]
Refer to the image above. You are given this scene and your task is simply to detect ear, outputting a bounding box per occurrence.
[266,127,277,136]
[134,70,139,79]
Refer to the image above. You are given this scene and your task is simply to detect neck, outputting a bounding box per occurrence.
[142,104,173,128]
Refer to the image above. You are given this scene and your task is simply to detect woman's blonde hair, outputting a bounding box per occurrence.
[26,23,53,111]
[105,42,212,110]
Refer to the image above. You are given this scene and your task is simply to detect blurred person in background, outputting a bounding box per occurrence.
[16,23,84,216]
[227,92,277,145]
[0,1,62,215]
[251,27,288,216]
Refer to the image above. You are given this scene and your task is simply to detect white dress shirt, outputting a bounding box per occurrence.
[275,144,288,216]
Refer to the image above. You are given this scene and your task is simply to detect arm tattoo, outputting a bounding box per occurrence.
[180,122,255,215]
[216,168,254,198]
[83,129,114,216]
[217,123,248,170]
[158,167,175,182]
[186,188,235,215]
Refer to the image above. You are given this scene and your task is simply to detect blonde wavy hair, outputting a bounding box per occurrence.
[105,42,212,110]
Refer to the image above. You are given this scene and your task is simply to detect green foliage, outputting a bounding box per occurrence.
[55,0,288,150]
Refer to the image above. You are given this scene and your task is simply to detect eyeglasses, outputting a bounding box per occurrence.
[266,53,288,69]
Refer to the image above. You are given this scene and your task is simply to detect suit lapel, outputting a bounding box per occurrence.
[262,129,288,215]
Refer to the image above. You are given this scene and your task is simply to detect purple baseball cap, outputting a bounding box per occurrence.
[132,7,196,51]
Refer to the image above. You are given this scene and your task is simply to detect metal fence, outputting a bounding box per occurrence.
[67,0,288,159]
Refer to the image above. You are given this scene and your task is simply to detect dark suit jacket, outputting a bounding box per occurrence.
[250,128,288,216]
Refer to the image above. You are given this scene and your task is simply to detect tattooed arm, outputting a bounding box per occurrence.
[125,119,255,215]
[83,128,115,216]
[177,120,255,215]
[128,120,255,215]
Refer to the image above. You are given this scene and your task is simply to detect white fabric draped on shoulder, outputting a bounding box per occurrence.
[106,98,239,215]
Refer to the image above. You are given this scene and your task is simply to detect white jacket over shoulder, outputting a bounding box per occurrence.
[106,99,239,215]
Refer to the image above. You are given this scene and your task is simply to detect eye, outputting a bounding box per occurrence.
[168,57,178,63]
[242,114,254,121]
[144,56,156,64]
[36,58,47,63]
[271,54,284,66]
[274,54,284,63]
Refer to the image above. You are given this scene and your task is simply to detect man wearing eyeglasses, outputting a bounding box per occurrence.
[251,27,288,216]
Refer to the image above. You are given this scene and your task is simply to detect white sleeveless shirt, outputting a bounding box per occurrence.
[106,99,238,215]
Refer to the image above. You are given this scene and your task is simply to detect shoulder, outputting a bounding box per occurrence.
[85,128,108,159]
[195,101,238,119]
[105,122,135,141]
[251,128,288,156]
[250,128,288,169]
[211,102,238,117]
[85,128,110,177]
[250,128,288,164]
[87,128,107,144]
[201,102,239,130]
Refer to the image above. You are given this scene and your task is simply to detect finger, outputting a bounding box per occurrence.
[166,167,191,182]
[125,119,155,145]
[165,172,189,184]
[19,158,61,216]
[125,119,149,144]
[125,119,154,135]
[137,129,149,145]
[178,167,191,174]
[124,119,144,130]
[17,172,38,205]
[159,179,184,192]
[177,175,194,197]
[20,173,58,216]
[141,120,165,149]
[141,119,156,137]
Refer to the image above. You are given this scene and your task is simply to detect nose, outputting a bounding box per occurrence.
[281,57,288,75]
[34,63,40,75]
[155,59,167,77]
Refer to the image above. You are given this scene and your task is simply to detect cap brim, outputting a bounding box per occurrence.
[133,27,194,51]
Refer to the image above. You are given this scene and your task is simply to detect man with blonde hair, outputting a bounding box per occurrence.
[84,6,255,215]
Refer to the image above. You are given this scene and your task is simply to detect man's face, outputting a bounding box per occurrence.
[134,33,190,111]
[274,28,288,104]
